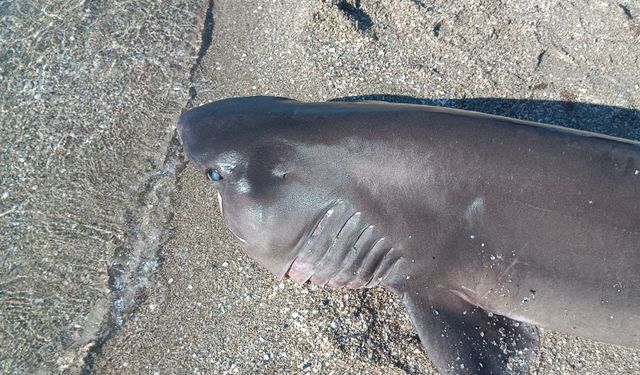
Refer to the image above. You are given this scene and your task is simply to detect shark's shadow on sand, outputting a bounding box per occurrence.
[333,95,640,141]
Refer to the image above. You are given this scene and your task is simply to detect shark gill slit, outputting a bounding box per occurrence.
[365,250,401,288]
[346,237,395,288]
[289,201,336,261]
[286,200,350,282]
[335,235,385,287]
[323,224,375,287]
[288,203,400,288]
[317,216,371,286]
[310,210,362,283]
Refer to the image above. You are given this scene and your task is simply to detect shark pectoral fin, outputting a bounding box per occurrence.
[402,290,539,375]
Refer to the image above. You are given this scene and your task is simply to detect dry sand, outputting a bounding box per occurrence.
[2,0,639,374]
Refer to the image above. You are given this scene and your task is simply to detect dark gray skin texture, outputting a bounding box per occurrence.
[178,96,640,375]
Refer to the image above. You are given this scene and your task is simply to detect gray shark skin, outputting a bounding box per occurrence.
[178,96,640,374]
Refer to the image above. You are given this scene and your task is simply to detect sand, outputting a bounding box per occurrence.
[2,0,639,374]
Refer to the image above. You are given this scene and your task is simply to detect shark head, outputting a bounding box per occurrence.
[178,96,359,279]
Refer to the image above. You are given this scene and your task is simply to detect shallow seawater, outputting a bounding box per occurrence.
[0,0,199,372]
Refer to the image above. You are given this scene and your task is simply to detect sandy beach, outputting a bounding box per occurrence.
[1,1,639,374]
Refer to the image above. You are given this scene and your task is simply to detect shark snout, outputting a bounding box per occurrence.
[177,105,223,164]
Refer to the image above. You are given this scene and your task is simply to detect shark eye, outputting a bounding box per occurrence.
[206,168,223,181]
